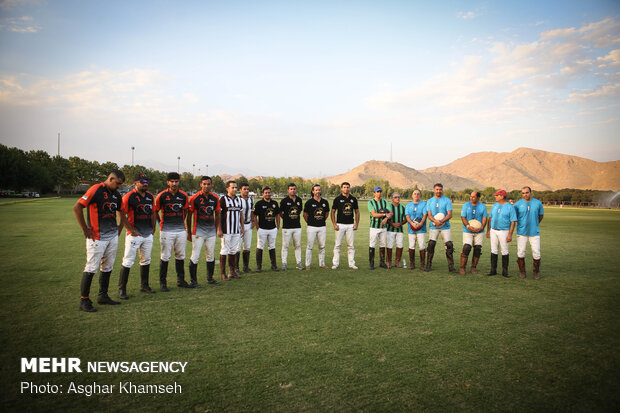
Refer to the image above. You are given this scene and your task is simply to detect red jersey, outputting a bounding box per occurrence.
[121,189,155,237]
[78,183,122,240]
[188,191,221,236]
[154,189,189,232]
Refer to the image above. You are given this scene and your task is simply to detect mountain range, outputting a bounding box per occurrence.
[322,148,620,191]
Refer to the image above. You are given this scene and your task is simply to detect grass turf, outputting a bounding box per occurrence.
[0,198,619,412]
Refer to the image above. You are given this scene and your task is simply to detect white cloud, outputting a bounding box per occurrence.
[458,11,475,20]
[0,15,41,32]
[568,83,620,101]
[0,0,41,9]
[365,18,620,125]
[597,49,620,69]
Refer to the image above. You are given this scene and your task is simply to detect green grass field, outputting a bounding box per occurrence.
[1,198,619,412]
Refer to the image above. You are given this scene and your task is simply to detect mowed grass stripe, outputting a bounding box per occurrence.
[0,198,618,412]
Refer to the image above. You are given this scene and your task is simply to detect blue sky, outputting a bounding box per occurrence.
[1,0,618,177]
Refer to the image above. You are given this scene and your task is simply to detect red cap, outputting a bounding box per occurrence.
[494,190,507,197]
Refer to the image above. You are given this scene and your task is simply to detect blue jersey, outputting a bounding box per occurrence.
[460,202,488,233]
[489,202,517,230]
[426,196,453,230]
[405,201,427,234]
[515,198,544,236]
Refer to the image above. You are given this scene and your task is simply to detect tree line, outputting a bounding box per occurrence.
[0,144,614,203]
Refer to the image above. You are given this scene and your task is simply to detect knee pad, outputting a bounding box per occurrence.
[473,245,482,258]
[427,240,437,253]
[445,241,454,252]
[462,244,472,256]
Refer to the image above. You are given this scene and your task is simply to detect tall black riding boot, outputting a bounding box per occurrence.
[98,271,120,305]
[501,254,511,278]
[426,240,436,272]
[80,272,97,312]
[243,250,252,273]
[269,248,279,271]
[369,247,376,270]
[487,253,498,276]
[176,259,192,288]
[140,264,155,293]
[206,261,221,285]
[159,260,170,292]
[256,248,264,273]
[189,261,201,288]
[446,241,458,273]
[118,266,130,299]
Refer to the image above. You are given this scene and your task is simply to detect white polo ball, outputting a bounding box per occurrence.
[469,219,482,230]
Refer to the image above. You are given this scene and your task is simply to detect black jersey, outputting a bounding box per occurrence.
[78,183,122,240]
[121,189,154,237]
[304,198,330,227]
[332,194,359,225]
[188,191,220,236]
[155,189,189,232]
[254,199,280,230]
[280,196,303,229]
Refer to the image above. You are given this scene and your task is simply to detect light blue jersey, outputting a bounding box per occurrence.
[461,202,488,233]
[489,202,517,230]
[405,200,427,234]
[515,198,544,236]
[426,196,453,230]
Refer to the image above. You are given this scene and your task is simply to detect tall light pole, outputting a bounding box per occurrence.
[193,163,195,176]
[177,156,181,173]
[57,132,60,156]
[205,164,208,176]
[131,146,135,166]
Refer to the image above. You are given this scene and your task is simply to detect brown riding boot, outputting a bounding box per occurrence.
[395,247,403,268]
[408,248,416,270]
[386,248,393,269]
[517,257,526,279]
[229,254,241,279]
[460,253,468,275]
[219,255,229,281]
[533,259,541,280]
[471,255,480,274]
[379,248,387,268]
[419,249,426,271]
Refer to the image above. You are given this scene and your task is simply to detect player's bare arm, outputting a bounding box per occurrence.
[461,216,476,232]
[507,221,516,243]
[303,212,309,223]
[428,211,441,227]
[148,206,156,235]
[486,217,492,238]
[353,209,360,230]
[186,213,193,242]
[119,210,139,237]
[118,210,135,237]
[73,202,95,239]
[480,216,488,232]
[215,210,221,235]
[331,209,339,231]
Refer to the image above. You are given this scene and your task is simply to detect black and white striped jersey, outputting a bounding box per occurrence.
[239,196,254,225]
[219,195,243,234]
